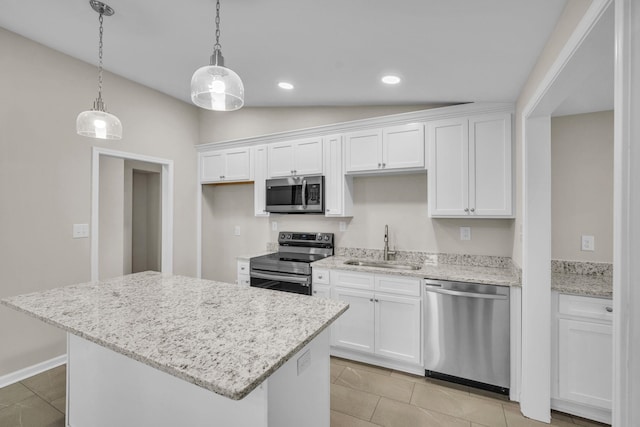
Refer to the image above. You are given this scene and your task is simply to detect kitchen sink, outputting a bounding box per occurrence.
[343,260,422,270]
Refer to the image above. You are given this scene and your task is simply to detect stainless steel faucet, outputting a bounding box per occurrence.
[383,224,397,261]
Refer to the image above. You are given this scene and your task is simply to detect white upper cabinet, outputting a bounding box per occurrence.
[428,113,512,218]
[268,137,323,178]
[200,147,252,183]
[345,123,425,174]
[253,145,269,217]
[323,134,353,217]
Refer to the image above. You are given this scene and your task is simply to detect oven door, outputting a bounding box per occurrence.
[250,271,312,295]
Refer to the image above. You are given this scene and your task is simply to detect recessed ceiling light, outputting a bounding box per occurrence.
[278,82,294,90]
[381,75,401,85]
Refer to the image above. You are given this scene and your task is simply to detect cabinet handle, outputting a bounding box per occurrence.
[375,298,379,302]
[378,163,381,168]
[470,208,475,213]
[464,208,469,213]
[318,275,323,279]
[606,306,613,313]
[313,291,317,294]
[382,163,386,168]
[369,298,374,302]
[240,266,245,271]
[294,170,297,174]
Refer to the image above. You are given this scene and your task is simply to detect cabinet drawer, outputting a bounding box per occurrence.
[238,274,250,286]
[330,270,374,290]
[558,294,613,322]
[313,268,330,285]
[237,261,250,277]
[375,275,421,297]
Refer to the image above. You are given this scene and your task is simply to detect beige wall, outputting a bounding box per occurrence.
[200,107,515,283]
[512,0,594,268]
[99,156,125,280]
[0,28,199,376]
[551,111,613,262]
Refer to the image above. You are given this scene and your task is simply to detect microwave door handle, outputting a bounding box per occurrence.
[301,179,307,208]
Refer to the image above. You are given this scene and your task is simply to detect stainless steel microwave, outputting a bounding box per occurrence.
[265,176,324,214]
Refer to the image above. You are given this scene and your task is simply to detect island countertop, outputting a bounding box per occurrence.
[0,271,348,400]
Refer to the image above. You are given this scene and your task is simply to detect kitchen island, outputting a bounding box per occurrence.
[1,271,348,427]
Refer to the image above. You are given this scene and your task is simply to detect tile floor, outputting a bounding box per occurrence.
[0,359,611,427]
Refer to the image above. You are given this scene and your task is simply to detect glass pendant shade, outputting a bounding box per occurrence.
[191,63,244,111]
[76,109,122,140]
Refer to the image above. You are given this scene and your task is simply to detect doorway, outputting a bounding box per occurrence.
[91,147,174,281]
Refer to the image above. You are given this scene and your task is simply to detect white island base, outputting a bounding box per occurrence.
[66,330,330,427]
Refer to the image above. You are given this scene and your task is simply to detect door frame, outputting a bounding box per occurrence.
[91,147,174,281]
[519,0,611,422]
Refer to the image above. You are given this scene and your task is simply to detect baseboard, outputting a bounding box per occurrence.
[0,354,67,388]
[551,397,612,424]
[330,347,424,376]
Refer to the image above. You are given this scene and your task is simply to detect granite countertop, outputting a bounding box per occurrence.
[0,272,348,400]
[312,256,520,287]
[552,273,613,298]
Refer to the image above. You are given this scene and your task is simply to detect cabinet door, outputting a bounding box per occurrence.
[253,145,269,217]
[332,288,375,353]
[375,293,421,364]
[469,113,512,216]
[428,118,469,216]
[224,148,251,182]
[344,129,383,173]
[200,152,225,183]
[558,319,612,409]
[294,138,323,176]
[268,142,295,178]
[323,134,353,217]
[382,123,425,170]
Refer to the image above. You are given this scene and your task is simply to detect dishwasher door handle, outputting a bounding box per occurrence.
[424,285,508,300]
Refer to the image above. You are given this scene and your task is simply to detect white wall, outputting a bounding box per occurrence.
[99,156,125,280]
[512,0,594,268]
[0,28,199,377]
[551,111,613,262]
[202,173,514,284]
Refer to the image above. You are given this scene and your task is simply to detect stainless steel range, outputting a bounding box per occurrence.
[250,232,334,295]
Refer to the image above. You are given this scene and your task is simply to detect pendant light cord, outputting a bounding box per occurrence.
[97,12,104,107]
[214,0,221,51]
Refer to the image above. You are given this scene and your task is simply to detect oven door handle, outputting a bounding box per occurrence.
[251,271,310,285]
[301,179,307,208]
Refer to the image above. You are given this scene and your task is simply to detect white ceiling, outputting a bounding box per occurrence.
[0,0,598,109]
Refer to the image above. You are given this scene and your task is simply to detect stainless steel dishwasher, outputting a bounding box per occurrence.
[423,279,510,394]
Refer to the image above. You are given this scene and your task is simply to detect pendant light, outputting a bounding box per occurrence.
[191,0,244,111]
[76,1,122,140]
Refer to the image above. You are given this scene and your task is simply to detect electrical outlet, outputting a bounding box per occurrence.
[234,226,241,236]
[339,221,346,232]
[271,221,278,231]
[581,235,595,251]
[297,349,311,376]
[460,227,471,241]
[73,224,89,239]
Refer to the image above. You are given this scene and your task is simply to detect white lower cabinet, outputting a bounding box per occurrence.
[237,260,250,286]
[329,270,422,373]
[551,292,612,424]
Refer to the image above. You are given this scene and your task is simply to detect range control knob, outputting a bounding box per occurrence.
[280,233,285,239]
[324,235,330,241]
[317,234,322,240]
[286,234,292,239]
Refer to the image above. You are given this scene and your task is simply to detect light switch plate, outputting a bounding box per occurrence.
[460,227,471,241]
[271,221,278,231]
[581,235,595,251]
[339,221,347,232]
[234,226,241,236]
